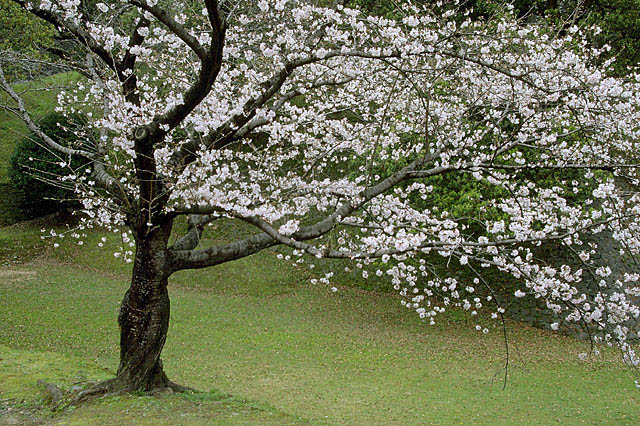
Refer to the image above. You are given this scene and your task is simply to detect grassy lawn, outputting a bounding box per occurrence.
[1,221,639,424]
[0,345,303,425]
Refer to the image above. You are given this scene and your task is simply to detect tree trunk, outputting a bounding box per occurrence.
[115,219,176,391]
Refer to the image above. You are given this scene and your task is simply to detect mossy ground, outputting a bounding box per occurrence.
[0,345,302,425]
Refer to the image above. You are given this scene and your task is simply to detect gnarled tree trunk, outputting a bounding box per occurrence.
[114,218,181,392]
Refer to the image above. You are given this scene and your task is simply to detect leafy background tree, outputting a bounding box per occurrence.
[356,0,640,75]
[0,0,54,54]
[9,112,89,217]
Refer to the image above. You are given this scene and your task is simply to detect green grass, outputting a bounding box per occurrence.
[1,221,640,424]
[0,345,303,425]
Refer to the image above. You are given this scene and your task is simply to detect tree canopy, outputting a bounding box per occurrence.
[1,0,640,395]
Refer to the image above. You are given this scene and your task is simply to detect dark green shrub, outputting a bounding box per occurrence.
[9,112,89,218]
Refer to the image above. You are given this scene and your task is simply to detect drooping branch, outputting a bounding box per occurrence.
[0,62,121,195]
[0,66,91,158]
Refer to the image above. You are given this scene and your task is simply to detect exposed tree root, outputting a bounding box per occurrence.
[165,379,195,394]
[67,378,122,406]
[37,380,65,410]
[65,375,195,407]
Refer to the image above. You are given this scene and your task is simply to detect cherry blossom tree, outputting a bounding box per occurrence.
[2,0,640,397]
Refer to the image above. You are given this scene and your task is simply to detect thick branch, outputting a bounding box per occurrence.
[169,214,219,251]
[119,15,150,104]
[182,202,639,272]
[136,3,227,143]
[169,229,278,271]
[168,155,448,271]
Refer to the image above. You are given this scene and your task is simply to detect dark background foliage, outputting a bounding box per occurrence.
[9,112,89,217]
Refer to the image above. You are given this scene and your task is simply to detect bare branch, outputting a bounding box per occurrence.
[0,66,92,158]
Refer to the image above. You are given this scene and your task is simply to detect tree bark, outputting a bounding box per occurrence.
[115,218,176,391]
